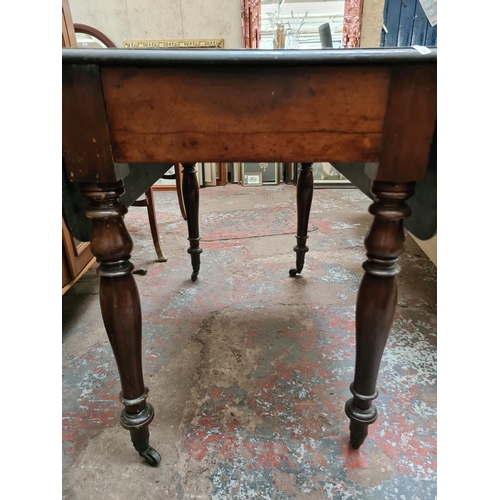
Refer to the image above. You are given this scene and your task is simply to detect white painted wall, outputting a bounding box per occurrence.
[69,0,242,48]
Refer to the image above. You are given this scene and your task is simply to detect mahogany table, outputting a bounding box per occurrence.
[62,47,437,466]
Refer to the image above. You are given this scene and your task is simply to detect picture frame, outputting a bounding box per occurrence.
[240,162,279,185]
[311,162,351,187]
[242,172,263,186]
[203,162,218,187]
[291,162,352,188]
[123,39,224,49]
[231,162,241,184]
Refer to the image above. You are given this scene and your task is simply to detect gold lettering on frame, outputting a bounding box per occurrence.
[123,39,224,49]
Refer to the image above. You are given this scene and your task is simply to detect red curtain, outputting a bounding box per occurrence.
[241,0,261,48]
[342,0,364,47]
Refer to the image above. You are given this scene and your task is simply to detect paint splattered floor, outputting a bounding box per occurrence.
[62,184,437,499]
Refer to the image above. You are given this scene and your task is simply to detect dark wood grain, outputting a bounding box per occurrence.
[62,64,129,183]
[375,64,437,182]
[100,65,390,163]
[79,181,160,466]
[345,181,415,449]
[290,163,314,277]
[182,163,203,281]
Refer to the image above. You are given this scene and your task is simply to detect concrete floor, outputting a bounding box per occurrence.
[62,184,437,499]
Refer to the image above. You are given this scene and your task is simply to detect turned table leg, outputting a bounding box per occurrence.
[345,181,415,449]
[81,181,161,467]
[290,162,314,277]
[182,162,203,281]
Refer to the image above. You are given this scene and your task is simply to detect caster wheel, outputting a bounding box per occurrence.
[139,446,162,467]
[289,269,298,277]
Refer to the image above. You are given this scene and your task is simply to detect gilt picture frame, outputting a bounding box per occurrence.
[123,39,224,49]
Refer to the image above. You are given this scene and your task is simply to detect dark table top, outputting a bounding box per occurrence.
[62,47,437,67]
